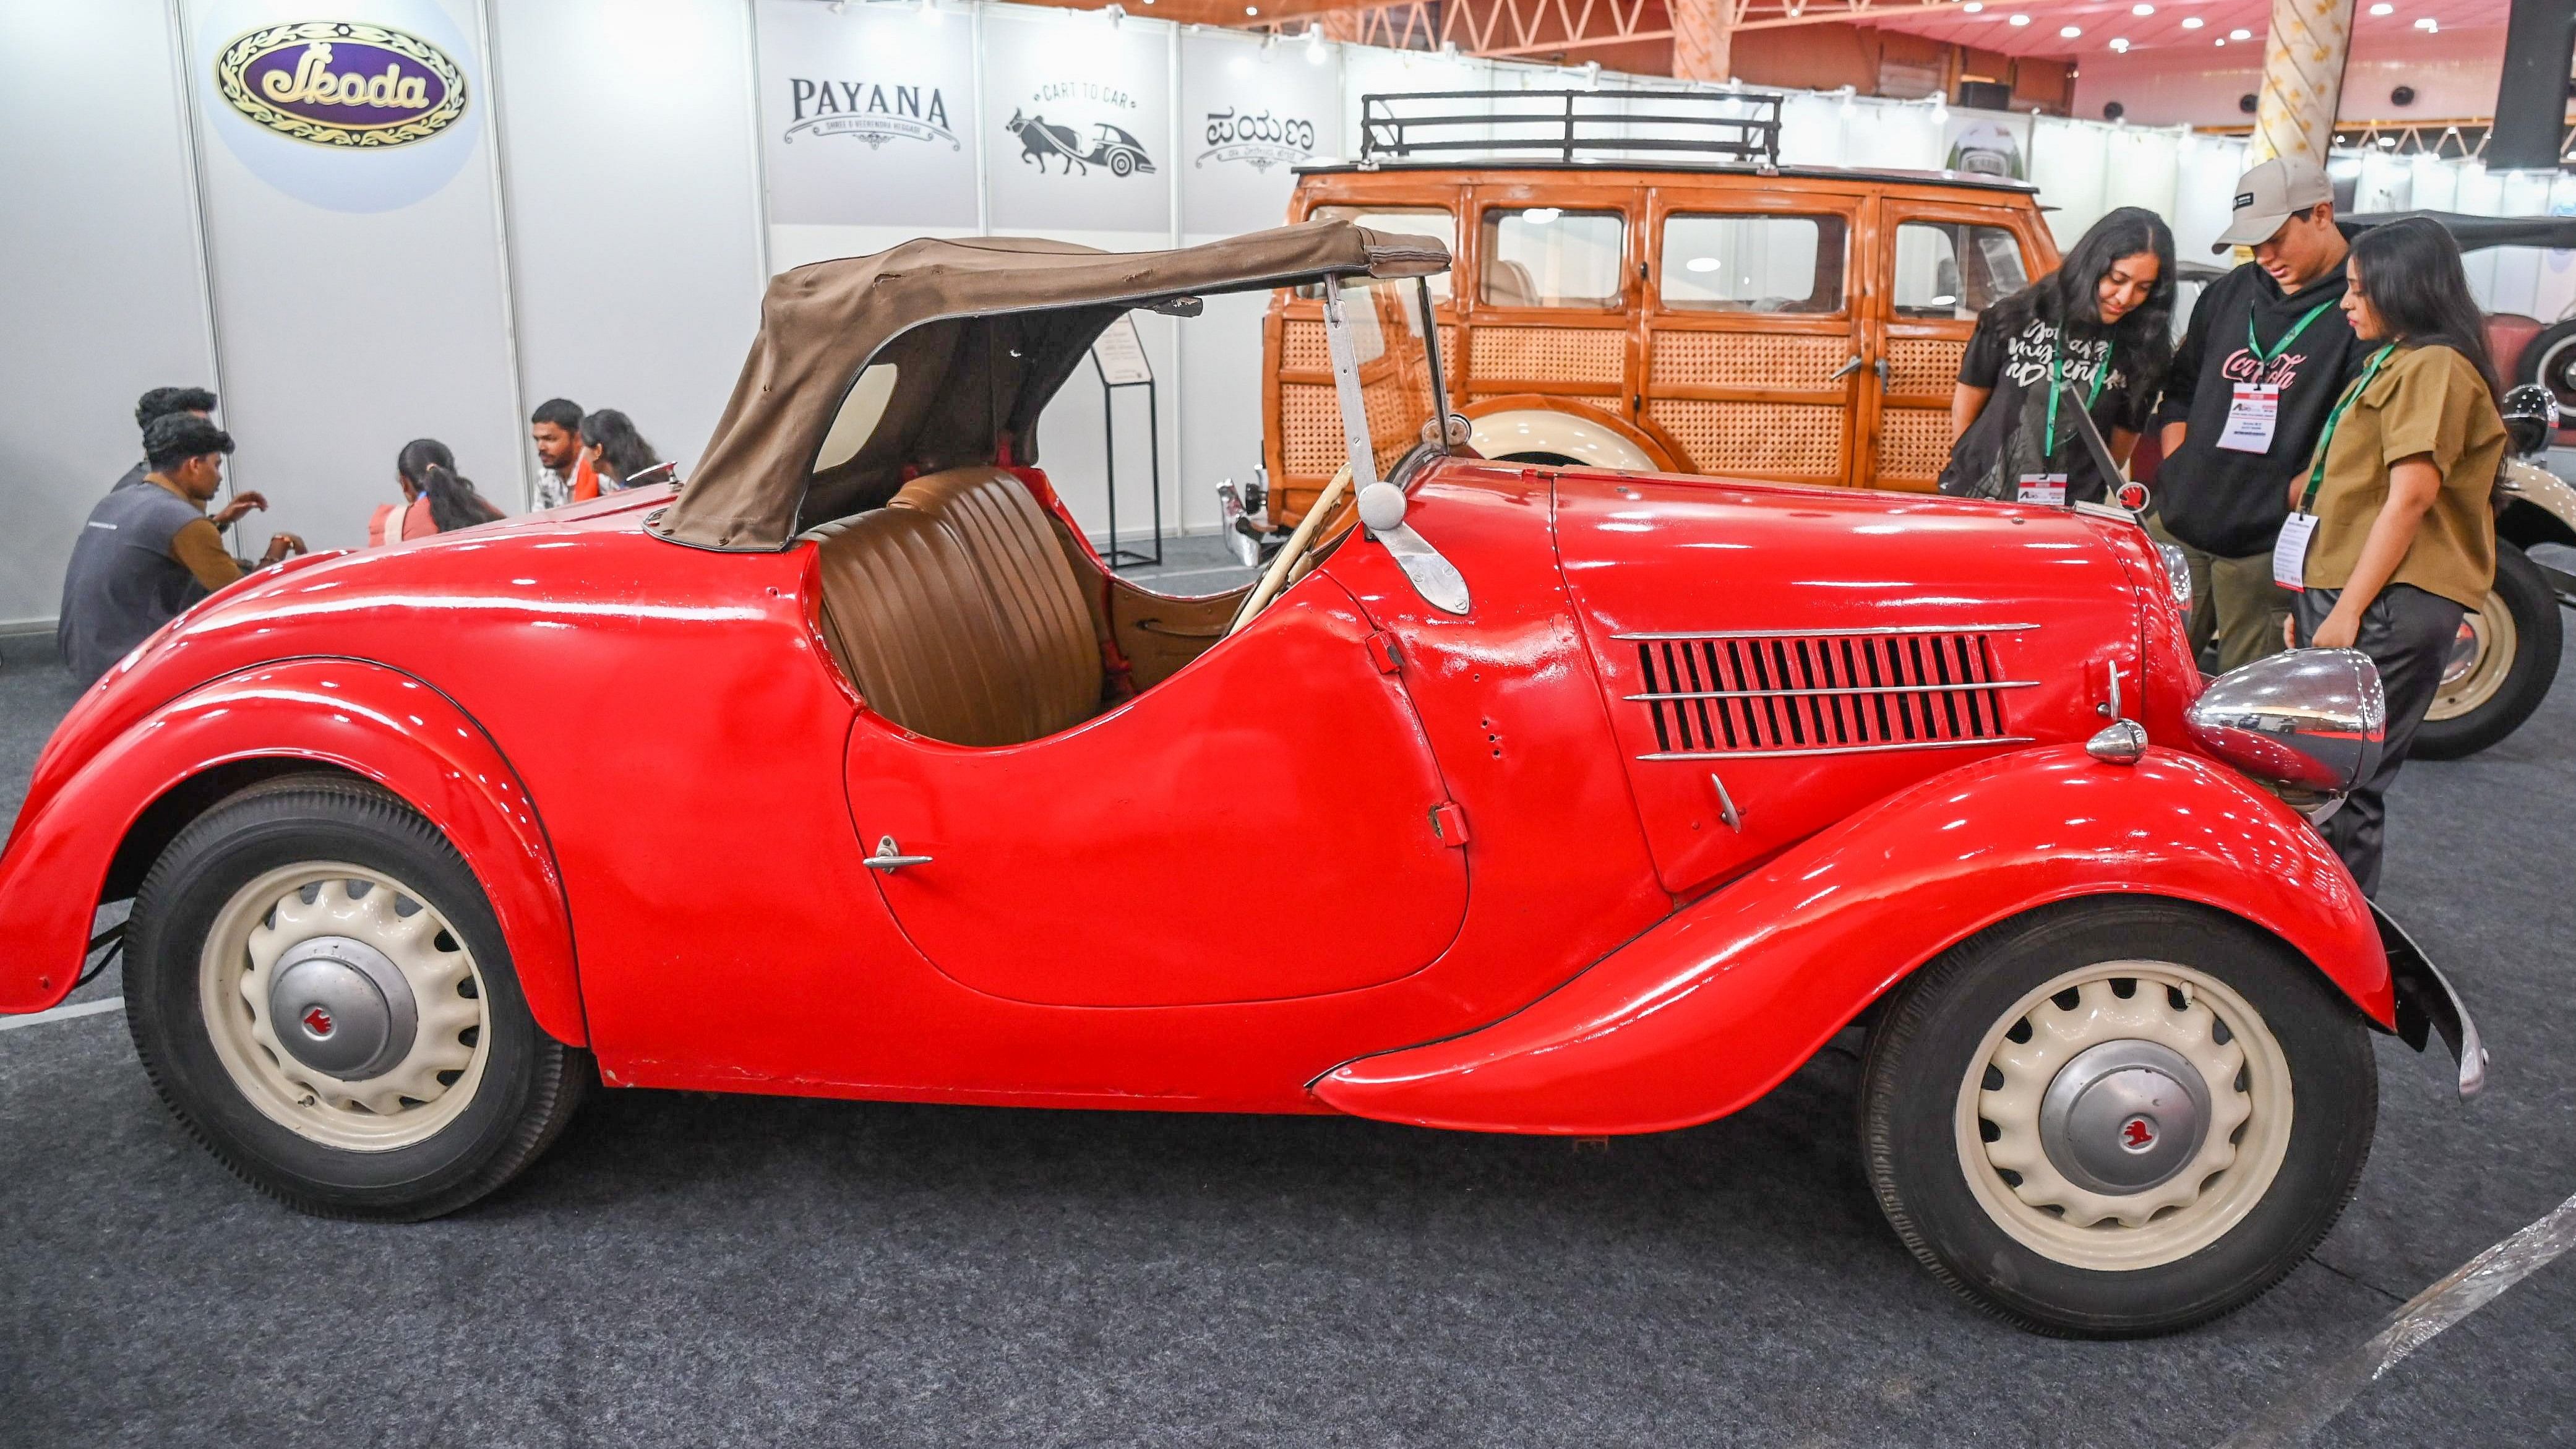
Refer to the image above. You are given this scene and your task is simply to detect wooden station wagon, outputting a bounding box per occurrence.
[1262,91,2062,524]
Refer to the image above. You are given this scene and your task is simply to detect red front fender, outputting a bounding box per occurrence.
[1314,745,2390,1135]
[0,660,584,1045]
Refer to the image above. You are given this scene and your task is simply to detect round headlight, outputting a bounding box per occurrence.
[2155,541,2193,611]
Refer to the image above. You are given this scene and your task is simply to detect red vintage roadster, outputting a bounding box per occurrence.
[0,221,2481,1336]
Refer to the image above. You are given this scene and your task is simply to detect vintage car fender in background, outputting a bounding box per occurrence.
[1461,395,1679,473]
[0,656,584,1044]
[1315,744,2391,1136]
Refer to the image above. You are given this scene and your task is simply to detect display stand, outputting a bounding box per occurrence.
[1089,314,1163,570]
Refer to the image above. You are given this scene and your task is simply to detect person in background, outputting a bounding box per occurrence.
[58,415,304,682]
[370,438,504,546]
[113,387,218,493]
[578,409,666,491]
[530,397,593,508]
[2152,157,2376,673]
[2280,218,2504,896]
[1941,207,2175,507]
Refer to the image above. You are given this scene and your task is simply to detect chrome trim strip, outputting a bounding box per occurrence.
[1638,736,2030,762]
[1613,624,2040,641]
[1626,679,2038,702]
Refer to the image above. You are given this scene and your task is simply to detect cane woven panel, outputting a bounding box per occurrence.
[1877,406,1954,480]
[1282,320,1329,373]
[1885,337,1966,396]
[1470,326,1624,385]
[1649,332,1845,390]
[1281,385,1342,475]
[1647,400,1842,476]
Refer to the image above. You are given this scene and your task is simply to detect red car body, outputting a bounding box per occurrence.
[0,458,2395,1134]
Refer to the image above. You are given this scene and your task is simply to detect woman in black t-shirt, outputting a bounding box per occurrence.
[1940,206,2176,505]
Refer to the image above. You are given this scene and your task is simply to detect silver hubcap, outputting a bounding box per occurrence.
[2037,1039,2212,1194]
[267,936,419,1079]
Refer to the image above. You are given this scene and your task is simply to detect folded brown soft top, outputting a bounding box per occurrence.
[656,219,1449,552]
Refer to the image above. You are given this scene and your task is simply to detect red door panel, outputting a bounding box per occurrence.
[846,576,1469,1007]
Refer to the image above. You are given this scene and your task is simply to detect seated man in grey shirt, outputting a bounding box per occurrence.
[111,385,219,494]
[61,415,303,682]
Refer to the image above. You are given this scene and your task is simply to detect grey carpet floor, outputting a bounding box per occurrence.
[2,577,2570,1448]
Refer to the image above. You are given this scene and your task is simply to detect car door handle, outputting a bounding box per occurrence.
[1873,356,1890,386]
[1829,354,1865,381]
[865,835,933,871]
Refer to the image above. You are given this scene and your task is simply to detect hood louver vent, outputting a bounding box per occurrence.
[1620,626,2037,760]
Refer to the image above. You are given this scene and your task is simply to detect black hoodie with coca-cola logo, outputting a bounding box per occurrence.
[2153,260,2377,558]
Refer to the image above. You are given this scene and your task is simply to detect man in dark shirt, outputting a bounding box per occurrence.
[111,386,218,494]
[60,415,303,682]
[2151,157,2375,671]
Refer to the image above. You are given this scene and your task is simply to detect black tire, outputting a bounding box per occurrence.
[1858,899,2376,1337]
[2515,316,2576,416]
[1494,450,1584,467]
[2412,542,2562,759]
[125,772,590,1221]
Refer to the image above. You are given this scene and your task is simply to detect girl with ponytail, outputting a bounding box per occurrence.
[371,438,504,546]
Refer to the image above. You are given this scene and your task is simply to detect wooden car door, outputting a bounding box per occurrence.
[1458,182,1642,428]
[844,574,1469,1008]
[1640,186,1866,485]
[1863,197,2053,492]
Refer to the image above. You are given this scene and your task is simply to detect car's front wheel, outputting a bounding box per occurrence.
[1858,900,2376,1336]
[126,773,590,1221]
[2413,541,2562,759]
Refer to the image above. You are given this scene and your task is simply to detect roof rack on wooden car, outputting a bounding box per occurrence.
[1357,89,1783,170]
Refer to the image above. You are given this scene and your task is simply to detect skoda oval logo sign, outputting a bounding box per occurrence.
[214,22,467,149]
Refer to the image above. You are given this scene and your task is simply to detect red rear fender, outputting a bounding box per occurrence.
[0,660,583,1044]
[1313,745,2390,1135]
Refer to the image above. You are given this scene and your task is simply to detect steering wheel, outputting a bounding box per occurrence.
[1226,463,1353,636]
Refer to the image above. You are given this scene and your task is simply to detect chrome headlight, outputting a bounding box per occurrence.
[2154,541,2192,611]
[2183,650,2384,819]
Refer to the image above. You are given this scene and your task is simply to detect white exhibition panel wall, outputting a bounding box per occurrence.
[0,0,221,629]
[178,0,525,556]
[488,0,765,501]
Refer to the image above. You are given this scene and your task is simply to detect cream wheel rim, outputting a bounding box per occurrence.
[1952,961,2293,1271]
[2427,590,2515,722]
[198,862,490,1151]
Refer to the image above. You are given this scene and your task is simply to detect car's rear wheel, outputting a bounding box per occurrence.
[2413,542,2561,759]
[1858,900,2376,1336]
[126,773,590,1220]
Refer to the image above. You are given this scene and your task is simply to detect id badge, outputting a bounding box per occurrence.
[2016,473,2068,506]
[2272,511,2319,591]
[2218,384,2280,453]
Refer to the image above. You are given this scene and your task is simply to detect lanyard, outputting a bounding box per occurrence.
[2298,345,2396,514]
[2248,298,2338,366]
[2043,333,2110,462]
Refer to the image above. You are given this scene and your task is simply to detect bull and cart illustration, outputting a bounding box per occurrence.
[1005,109,1157,177]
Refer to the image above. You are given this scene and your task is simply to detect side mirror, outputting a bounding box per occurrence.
[2501,384,2558,459]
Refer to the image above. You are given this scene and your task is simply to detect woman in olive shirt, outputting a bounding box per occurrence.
[2282,217,2505,895]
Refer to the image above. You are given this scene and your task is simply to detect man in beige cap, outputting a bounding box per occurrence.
[2150,156,2376,671]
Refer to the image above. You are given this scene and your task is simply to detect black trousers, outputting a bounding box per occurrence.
[2291,582,2467,896]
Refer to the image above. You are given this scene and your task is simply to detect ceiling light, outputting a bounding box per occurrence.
[2131,2,2152,11]
[1963,2,1983,10]
[2413,15,2436,28]
[2008,12,2030,25]
[2179,15,2202,27]
[2213,37,2225,45]
[2377,135,2397,147]
[2059,24,2080,37]
[2368,2,2392,11]
[2228,27,2251,38]
[2110,36,2129,50]
[1245,4,1258,12]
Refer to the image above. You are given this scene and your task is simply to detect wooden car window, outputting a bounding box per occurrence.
[1480,207,1625,308]
[1301,206,1455,301]
[1659,213,1847,314]
[1892,221,2029,321]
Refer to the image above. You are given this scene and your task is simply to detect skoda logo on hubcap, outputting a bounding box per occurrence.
[2118,1115,2158,1153]
[300,1005,336,1038]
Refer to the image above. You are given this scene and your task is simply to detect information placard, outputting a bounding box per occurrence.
[1091,312,1152,385]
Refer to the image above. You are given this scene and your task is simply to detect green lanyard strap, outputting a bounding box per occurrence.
[2248,297,2340,367]
[2299,345,2396,514]
[2042,332,2111,463]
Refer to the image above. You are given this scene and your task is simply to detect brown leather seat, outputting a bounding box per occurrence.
[808,467,1103,746]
